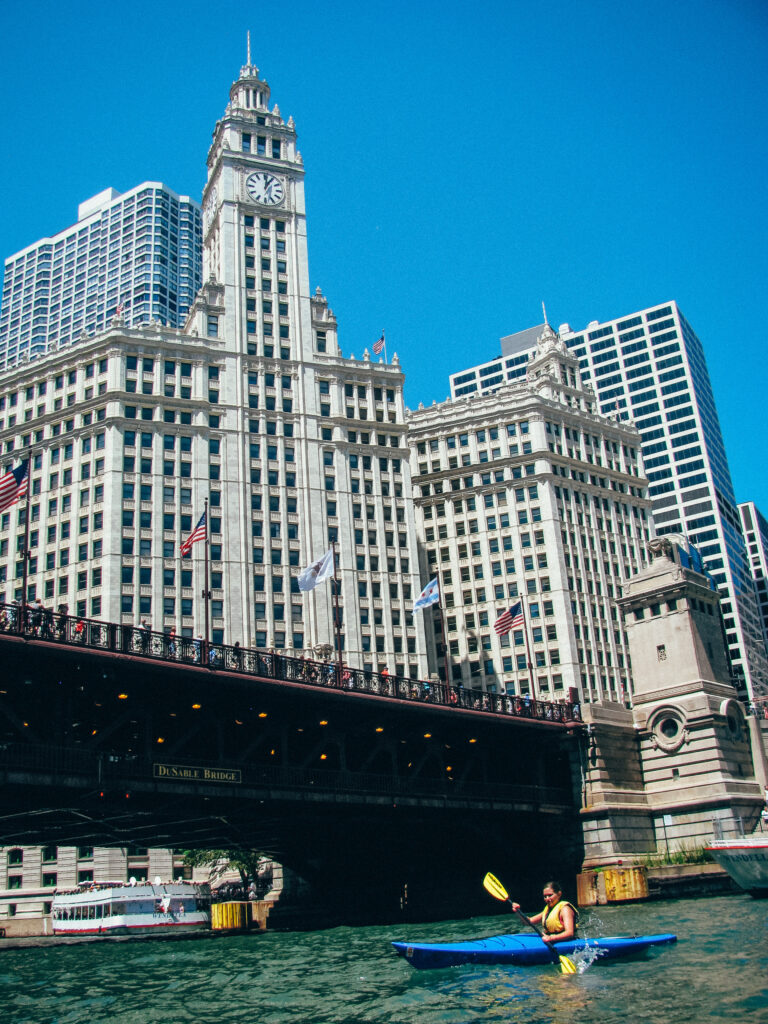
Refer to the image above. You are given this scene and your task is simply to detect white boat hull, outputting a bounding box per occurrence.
[52,916,210,936]
[707,838,768,896]
[52,881,211,936]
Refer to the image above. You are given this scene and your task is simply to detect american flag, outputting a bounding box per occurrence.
[0,461,29,514]
[180,510,207,557]
[494,601,524,636]
[373,332,385,356]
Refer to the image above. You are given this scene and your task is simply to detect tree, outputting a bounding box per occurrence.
[182,848,269,890]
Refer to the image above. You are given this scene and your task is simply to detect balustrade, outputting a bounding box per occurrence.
[0,601,582,727]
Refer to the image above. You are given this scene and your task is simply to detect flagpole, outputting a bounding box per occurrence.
[19,462,31,635]
[382,330,387,364]
[332,540,343,686]
[519,594,538,701]
[202,498,210,659]
[433,565,452,701]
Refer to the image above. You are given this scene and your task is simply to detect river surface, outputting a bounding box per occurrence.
[2,895,766,1023]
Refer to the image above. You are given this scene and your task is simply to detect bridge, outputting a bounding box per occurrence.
[0,608,586,921]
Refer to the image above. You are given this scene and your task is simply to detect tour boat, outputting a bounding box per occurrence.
[392,932,677,969]
[51,878,211,936]
[706,833,768,897]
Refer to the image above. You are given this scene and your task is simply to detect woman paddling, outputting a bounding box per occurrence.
[511,880,579,945]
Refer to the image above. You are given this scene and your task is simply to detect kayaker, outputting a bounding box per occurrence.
[511,880,579,944]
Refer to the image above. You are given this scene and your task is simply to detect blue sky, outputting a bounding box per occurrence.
[1,0,767,508]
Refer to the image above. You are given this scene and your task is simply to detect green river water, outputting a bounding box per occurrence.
[2,895,766,1023]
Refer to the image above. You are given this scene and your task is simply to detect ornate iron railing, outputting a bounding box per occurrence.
[0,602,582,727]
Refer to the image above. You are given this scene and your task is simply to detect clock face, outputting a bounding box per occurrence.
[245,172,285,206]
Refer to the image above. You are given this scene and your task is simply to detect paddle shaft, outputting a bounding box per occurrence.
[512,905,562,965]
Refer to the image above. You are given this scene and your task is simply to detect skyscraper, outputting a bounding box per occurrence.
[449,303,768,701]
[409,324,651,703]
[0,57,427,679]
[738,501,768,647]
[0,184,202,371]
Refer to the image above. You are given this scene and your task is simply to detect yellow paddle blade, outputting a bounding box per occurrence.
[482,872,509,902]
[558,954,578,975]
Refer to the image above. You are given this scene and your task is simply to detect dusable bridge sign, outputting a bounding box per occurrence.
[153,763,242,784]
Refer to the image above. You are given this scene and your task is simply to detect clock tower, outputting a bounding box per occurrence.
[199,52,312,361]
[181,51,427,678]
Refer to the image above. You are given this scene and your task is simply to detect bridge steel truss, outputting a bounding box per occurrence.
[0,627,586,921]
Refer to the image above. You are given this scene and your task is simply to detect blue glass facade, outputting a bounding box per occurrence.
[0,184,202,371]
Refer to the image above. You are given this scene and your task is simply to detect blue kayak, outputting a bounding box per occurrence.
[392,932,677,969]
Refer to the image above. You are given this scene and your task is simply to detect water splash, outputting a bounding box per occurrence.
[574,942,606,974]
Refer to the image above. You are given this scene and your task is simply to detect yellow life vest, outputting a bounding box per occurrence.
[541,900,579,935]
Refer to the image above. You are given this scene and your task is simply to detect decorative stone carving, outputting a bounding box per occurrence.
[648,704,689,753]
[647,537,673,561]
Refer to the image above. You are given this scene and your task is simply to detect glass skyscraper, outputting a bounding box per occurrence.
[0,184,202,371]
[738,501,768,649]
[449,303,768,701]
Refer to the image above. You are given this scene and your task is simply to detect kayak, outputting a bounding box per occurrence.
[392,932,677,970]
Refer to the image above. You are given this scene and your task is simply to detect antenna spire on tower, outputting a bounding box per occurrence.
[542,301,549,327]
[247,30,251,66]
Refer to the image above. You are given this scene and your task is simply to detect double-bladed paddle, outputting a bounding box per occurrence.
[482,871,578,975]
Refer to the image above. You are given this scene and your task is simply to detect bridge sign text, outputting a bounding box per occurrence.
[153,763,242,784]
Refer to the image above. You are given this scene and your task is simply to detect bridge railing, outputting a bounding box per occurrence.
[0,602,582,727]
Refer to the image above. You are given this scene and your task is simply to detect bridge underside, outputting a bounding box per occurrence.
[0,635,584,921]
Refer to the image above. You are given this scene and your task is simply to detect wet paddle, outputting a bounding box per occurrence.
[482,872,578,975]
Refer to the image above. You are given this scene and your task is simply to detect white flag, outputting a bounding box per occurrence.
[413,578,439,612]
[298,548,335,592]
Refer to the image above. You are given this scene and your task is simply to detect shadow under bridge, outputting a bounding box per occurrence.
[0,632,585,922]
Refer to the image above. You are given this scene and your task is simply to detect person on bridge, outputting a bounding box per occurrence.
[511,881,579,944]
